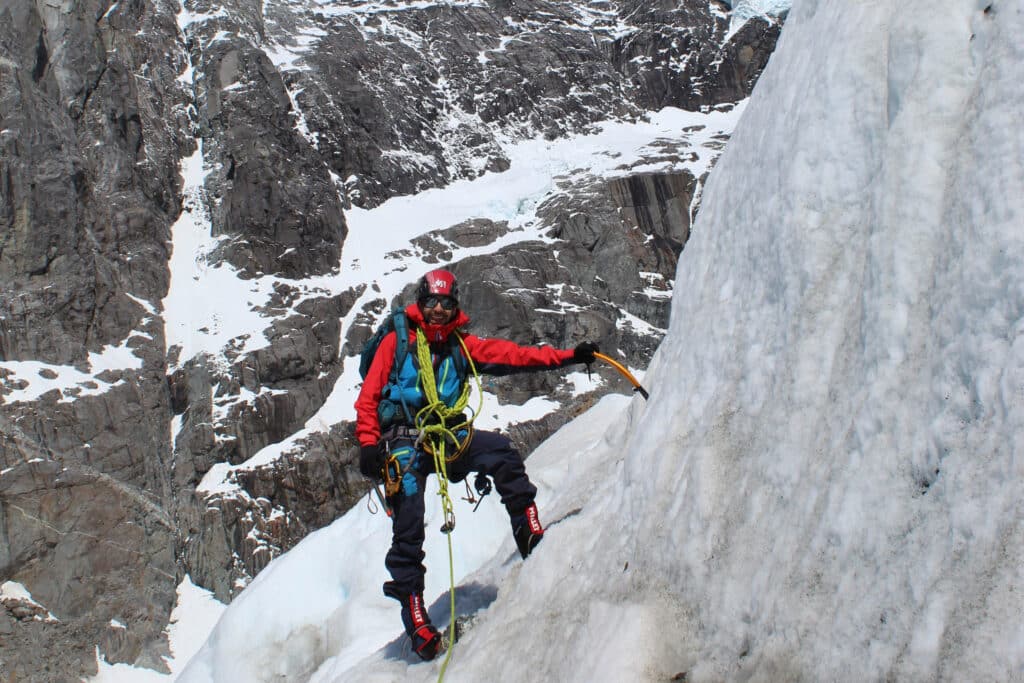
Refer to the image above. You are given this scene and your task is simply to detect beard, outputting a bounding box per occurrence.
[426,308,454,325]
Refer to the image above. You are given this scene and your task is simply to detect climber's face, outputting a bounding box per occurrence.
[420,295,457,325]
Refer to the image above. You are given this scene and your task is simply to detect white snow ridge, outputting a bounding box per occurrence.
[96,0,1024,681]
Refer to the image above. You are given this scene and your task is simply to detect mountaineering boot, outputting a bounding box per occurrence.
[512,502,544,559]
[400,592,442,661]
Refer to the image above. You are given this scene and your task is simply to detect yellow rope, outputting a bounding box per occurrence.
[411,329,483,681]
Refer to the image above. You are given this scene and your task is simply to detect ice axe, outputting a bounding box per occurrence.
[592,351,650,400]
[372,483,393,517]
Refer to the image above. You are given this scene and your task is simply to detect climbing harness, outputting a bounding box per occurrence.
[593,351,650,399]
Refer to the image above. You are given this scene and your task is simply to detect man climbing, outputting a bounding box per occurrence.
[355,268,599,661]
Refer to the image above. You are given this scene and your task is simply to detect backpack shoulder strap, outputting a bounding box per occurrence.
[379,310,418,427]
[449,330,469,381]
[390,310,411,381]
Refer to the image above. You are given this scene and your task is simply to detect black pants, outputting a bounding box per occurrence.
[383,429,536,600]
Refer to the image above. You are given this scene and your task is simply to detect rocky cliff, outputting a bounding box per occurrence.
[0,0,781,678]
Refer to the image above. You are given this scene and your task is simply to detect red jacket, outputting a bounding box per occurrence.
[355,304,575,445]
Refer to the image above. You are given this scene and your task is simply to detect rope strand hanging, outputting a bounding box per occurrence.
[410,328,483,681]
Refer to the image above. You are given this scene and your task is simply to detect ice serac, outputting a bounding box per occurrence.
[466,1,1022,681]
[0,0,783,677]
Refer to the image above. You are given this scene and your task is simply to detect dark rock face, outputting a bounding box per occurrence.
[1,1,187,679]
[611,1,782,110]
[0,430,176,681]
[279,0,780,207]
[187,424,369,600]
[0,0,782,677]
[186,2,348,278]
[0,0,188,365]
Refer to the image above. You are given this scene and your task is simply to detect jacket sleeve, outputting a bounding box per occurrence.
[460,334,575,375]
[354,331,397,446]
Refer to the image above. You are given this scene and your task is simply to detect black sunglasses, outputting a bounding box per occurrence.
[421,295,457,311]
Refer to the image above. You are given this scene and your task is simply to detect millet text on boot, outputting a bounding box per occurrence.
[513,502,544,559]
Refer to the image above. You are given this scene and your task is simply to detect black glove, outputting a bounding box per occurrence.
[359,444,385,479]
[473,473,492,498]
[573,342,599,364]
[472,473,492,512]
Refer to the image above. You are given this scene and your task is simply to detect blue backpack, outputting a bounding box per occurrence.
[359,309,413,427]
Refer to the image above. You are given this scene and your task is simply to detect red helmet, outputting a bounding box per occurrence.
[417,269,459,302]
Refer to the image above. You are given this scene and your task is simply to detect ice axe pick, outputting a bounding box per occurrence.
[593,351,650,400]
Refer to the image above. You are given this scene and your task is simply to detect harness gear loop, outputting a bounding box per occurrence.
[382,441,400,497]
[382,441,415,498]
[383,455,401,497]
[409,327,483,682]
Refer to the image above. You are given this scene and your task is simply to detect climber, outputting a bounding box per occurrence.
[355,268,599,661]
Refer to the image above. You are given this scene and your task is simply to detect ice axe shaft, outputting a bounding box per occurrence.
[373,483,393,517]
[593,352,650,400]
